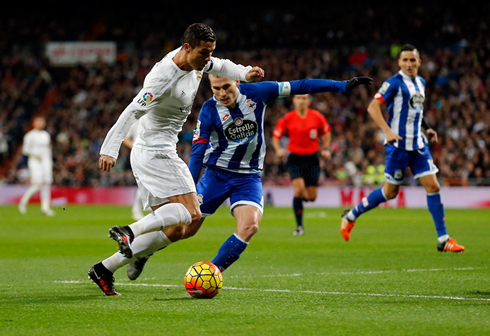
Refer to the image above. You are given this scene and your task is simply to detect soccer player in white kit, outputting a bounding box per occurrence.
[122,120,145,221]
[88,23,264,296]
[18,116,55,216]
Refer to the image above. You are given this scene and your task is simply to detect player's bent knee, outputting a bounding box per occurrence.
[384,189,399,200]
[188,208,202,224]
[238,223,259,241]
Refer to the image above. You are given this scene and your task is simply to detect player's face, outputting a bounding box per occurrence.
[185,41,216,70]
[209,76,240,107]
[292,94,311,112]
[398,50,421,78]
[33,117,46,130]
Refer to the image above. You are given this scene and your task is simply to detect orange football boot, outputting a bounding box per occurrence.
[340,209,355,242]
[437,237,465,252]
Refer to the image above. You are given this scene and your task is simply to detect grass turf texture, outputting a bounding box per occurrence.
[1,205,489,335]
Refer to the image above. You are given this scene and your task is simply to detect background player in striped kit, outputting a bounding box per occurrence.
[272,94,332,236]
[18,116,55,216]
[340,44,465,253]
[123,73,372,278]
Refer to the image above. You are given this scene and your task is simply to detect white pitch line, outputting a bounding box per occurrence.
[54,279,490,302]
[227,266,489,278]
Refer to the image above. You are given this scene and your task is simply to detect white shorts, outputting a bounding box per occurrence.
[130,146,196,211]
[28,159,53,185]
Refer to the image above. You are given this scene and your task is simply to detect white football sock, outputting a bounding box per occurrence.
[438,234,450,243]
[19,185,40,206]
[102,231,172,273]
[132,188,144,216]
[346,209,357,222]
[129,203,192,238]
[40,185,51,211]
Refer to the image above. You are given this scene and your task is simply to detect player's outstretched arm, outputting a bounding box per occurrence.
[245,67,265,82]
[281,77,373,96]
[345,76,373,91]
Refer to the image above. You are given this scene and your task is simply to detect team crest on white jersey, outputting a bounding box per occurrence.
[196,71,202,81]
[246,99,256,112]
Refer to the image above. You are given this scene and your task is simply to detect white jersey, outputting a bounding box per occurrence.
[100,48,253,159]
[126,120,139,141]
[22,129,52,163]
[22,128,53,184]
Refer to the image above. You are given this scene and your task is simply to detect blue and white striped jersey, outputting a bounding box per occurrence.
[374,70,427,151]
[192,82,278,174]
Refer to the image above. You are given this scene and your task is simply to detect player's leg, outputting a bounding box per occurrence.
[89,229,173,294]
[40,164,55,216]
[124,167,229,281]
[304,186,318,202]
[413,149,464,252]
[18,184,40,214]
[131,187,144,221]
[286,154,307,235]
[341,145,407,241]
[19,162,42,214]
[212,205,262,272]
[110,193,198,258]
[212,173,263,272]
[291,177,307,235]
[341,181,398,241]
[108,148,200,258]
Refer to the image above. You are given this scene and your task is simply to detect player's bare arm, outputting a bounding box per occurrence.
[271,137,287,162]
[367,99,402,145]
[319,132,332,160]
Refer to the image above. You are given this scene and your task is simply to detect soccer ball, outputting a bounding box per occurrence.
[184,261,223,298]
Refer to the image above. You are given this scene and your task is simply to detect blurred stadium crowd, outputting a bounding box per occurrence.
[1,3,489,187]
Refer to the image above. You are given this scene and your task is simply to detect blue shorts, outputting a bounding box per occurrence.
[196,167,264,217]
[384,144,439,185]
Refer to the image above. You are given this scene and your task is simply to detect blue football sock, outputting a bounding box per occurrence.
[293,197,304,227]
[427,192,448,237]
[351,188,388,219]
[212,233,248,272]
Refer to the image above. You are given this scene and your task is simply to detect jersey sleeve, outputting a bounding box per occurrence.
[100,64,180,159]
[204,57,252,82]
[273,116,288,139]
[22,133,33,156]
[189,102,214,184]
[318,113,331,135]
[374,78,398,104]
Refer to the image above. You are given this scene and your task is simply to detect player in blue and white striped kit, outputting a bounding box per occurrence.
[187,73,372,272]
[124,73,372,277]
[341,44,464,252]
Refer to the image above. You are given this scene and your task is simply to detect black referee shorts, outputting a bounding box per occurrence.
[286,153,320,187]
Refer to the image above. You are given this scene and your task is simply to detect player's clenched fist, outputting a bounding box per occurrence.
[99,155,116,172]
[245,66,265,82]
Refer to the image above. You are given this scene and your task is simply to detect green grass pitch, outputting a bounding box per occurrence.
[1,205,489,335]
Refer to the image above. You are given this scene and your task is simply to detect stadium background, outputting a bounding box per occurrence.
[1,2,489,205]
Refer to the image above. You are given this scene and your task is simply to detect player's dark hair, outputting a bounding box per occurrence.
[183,23,216,48]
[399,44,419,58]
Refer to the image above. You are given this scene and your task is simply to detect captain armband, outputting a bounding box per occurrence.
[278,82,291,97]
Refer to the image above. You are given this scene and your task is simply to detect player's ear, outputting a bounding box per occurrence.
[235,80,240,87]
[183,43,191,52]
